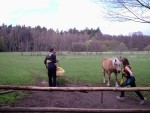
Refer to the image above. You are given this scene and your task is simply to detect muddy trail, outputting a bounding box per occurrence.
[8,76,150,113]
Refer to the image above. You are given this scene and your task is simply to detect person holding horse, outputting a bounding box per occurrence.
[44,48,58,87]
[116,57,145,104]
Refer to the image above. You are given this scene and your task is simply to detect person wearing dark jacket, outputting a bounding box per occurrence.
[44,48,57,87]
[116,58,145,104]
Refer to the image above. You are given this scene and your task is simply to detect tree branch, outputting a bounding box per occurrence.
[136,0,150,9]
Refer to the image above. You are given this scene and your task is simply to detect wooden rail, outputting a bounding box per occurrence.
[0,90,14,95]
[0,85,150,91]
[0,85,150,113]
[0,107,150,113]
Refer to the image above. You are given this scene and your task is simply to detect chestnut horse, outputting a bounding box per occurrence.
[102,57,121,87]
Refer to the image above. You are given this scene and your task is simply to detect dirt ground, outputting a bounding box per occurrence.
[9,76,150,113]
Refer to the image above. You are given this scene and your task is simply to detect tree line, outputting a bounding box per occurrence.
[0,24,150,52]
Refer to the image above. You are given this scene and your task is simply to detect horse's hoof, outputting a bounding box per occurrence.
[103,80,106,83]
[115,83,119,87]
[107,83,110,86]
[115,84,119,87]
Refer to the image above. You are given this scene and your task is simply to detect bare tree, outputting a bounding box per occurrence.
[144,45,150,53]
[117,42,128,52]
[96,0,150,23]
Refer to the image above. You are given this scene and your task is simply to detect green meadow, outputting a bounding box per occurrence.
[0,52,150,105]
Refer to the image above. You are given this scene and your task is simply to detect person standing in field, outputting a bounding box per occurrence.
[44,48,57,87]
[116,57,146,104]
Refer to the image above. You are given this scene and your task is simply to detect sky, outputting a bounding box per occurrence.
[0,0,150,36]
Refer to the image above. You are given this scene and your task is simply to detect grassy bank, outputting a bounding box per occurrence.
[0,52,47,105]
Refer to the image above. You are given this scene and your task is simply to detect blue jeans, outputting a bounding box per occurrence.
[120,76,144,100]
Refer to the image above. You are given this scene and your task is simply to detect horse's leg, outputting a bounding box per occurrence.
[115,73,119,87]
[103,70,106,83]
[102,67,106,83]
[107,72,110,86]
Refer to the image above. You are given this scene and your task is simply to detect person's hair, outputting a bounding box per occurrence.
[49,48,55,52]
[122,58,130,66]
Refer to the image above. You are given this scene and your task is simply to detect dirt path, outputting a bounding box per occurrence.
[11,77,150,112]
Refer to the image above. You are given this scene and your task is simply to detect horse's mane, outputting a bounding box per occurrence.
[111,57,120,68]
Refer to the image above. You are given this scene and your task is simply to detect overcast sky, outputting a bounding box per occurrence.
[0,0,149,35]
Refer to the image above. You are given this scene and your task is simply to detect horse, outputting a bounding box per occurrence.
[102,57,121,87]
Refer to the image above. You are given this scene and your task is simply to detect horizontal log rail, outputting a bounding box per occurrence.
[0,85,150,92]
[0,107,150,113]
[0,90,14,95]
[0,85,150,113]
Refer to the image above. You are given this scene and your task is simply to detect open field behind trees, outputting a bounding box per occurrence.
[0,52,150,105]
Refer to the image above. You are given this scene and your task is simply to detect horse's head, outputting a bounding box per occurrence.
[112,57,121,73]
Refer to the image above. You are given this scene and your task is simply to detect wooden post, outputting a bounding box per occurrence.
[101,91,103,103]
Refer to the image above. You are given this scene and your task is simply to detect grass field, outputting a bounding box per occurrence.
[0,51,150,105]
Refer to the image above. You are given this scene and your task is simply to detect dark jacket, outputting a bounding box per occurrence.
[44,52,57,69]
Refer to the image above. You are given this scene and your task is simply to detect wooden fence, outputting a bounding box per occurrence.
[1,85,150,91]
[0,85,150,113]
